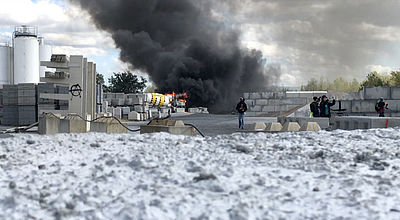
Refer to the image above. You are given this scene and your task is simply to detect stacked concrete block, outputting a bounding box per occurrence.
[331,116,400,130]
[3,85,20,125]
[244,91,321,116]
[18,84,37,106]
[2,106,18,125]
[3,85,18,106]
[37,83,56,114]
[18,106,37,125]
[134,105,149,113]
[363,87,391,100]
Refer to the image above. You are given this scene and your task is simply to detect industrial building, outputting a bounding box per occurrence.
[0,25,52,85]
[0,26,98,126]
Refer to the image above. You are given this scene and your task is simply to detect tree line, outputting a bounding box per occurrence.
[301,71,400,92]
[96,72,148,94]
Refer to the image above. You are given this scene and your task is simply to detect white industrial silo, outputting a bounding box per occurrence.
[13,25,40,84]
[0,44,12,85]
[39,37,52,78]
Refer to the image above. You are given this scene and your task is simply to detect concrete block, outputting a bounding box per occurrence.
[261,92,274,99]
[2,106,19,126]
[281,98,308,105]
[18,106,37,125]
[121,107,130,115]
[128,111,141,121]
[90,118,127,133]
[273,92,285,99]
[386,100,400,111]
[262,106,276,112]
[134,105,149,113]
[390,87,400,99]
[246,99,255,107]
[113,107,122,119]
[364,87,391,100]
[267,99,281,105]
[300,122,321,131]
[281,122,300,132]
[115,93,125,99]
[255,99,268,106]
[249,105,262,112]
[250,122,266,131]
[330,116,400,130]
[351,100,376,113]
[140,120,196,136]
[38,114,60,135]
[59,116,87,133]
[249,93,262,100]
[176,108,185,113]
[111,98,125,106]
[243,93,250,99]
[265,122,282,132]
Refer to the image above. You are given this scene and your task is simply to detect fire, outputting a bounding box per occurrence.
[164,92,188,106]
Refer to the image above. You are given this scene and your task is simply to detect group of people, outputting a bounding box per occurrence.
[309,95,336,118]
[236,95,389,130]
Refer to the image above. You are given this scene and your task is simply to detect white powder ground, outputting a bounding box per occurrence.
[1,129,400,219]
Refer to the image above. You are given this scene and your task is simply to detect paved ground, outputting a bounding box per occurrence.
[128,113,277,136]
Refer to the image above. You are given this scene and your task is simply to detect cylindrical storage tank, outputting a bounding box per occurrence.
[39,37,52,78]
[0,45,12,85]
[13,26,40,84]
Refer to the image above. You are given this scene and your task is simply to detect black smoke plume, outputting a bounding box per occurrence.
[72,0,280,112]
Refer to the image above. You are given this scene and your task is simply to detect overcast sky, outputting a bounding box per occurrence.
[1,0,400,86]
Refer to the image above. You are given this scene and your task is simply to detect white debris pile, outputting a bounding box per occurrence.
[1,129,400,219]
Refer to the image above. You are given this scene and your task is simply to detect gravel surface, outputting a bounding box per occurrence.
[1,129,400,219]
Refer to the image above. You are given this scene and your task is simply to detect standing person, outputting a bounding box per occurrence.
[319,95,335,118]
[310,96,320,117]
[375,97,388,117]
[236,97,248,129]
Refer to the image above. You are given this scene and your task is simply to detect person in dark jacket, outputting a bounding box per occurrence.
[375,97,388,117]
[319,95,335,117]
[310,96,320,117]
[236,97,248,129]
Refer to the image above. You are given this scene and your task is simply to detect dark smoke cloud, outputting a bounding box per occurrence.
[71,0,280,112]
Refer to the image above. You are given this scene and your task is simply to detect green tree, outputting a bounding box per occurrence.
[303,78,319,91]
[390,71,400,86]
[96,73,109,92]
[360,71,390,89]
[108,71,147,94]
[96,73,105,85]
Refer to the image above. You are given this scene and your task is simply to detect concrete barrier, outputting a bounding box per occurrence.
[91,118,127,133]
[331,116,400,130]
[251,122,266,131]
[278,117,330,129]
[300,122,321,131]
[38,114,61,135]
[281,122,300,132]
[140,120,196,136]
[59,116,87,133]
[265,122,282,132]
